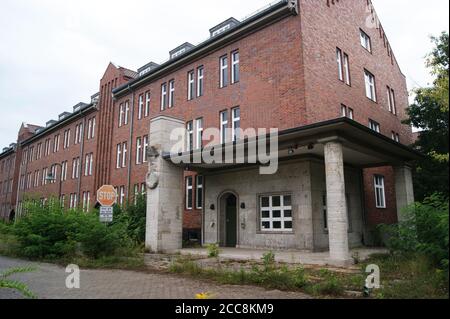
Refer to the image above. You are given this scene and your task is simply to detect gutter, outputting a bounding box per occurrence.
[112,0,298,98]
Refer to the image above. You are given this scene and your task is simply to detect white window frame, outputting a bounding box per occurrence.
[231,51,240,84]
[197,66,204,97]
[185,176,193,210]
[260,194,293,232]
[196,175,203,209]
[369,119,380,133]
[138,94,144,120]
[188,71,195,100]
[119,186,125,206]
[145,92,150,117]
[169,80,175,108]
[220,110,228,144]
[343,53,350,85]
[85,154,90,176]
[336,48,343,81]
[195,118,203,150]
[232,107,240,142]
[116,144,122,168]
[136,137,142,164]
[87,119,92,139]
[374,175,386,208]
[186,121,193,152]
[365,70,377,102]
[220,55,228,88]
[122,142,127,168]
[124,101,129,125]
[360,29,372,52]
[143,135,148,163]
[119,103,124,127]
[161,83,167,110]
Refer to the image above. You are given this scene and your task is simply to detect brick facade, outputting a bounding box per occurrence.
[0,0,413,242]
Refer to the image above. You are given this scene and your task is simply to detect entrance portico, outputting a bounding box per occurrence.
[145,116,421,265]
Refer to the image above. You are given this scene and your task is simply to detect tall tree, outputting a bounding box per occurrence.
[404,32,449,200]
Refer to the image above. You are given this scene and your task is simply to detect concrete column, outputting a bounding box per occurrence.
[394,165,415,222]
[323,140,350,264]
[145,115,185,253]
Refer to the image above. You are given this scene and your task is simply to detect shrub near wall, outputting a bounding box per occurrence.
[13,199,133,260]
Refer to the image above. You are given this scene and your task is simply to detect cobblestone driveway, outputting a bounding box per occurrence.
[0,256,310,299]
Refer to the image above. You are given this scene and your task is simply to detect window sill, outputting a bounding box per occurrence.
[256,231,295,235]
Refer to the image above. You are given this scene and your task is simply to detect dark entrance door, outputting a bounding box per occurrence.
[225,194,237,247]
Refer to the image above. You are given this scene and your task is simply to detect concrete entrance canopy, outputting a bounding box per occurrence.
[148,116,421,265]
[163,118,421,172]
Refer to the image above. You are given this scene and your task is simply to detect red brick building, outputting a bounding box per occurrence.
[1,0,416,249]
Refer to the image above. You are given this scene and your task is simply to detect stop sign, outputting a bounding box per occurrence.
[97,185,118,207]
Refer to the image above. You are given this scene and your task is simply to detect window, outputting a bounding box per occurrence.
[220,110,228,144]
[145,92,150,117]
[195,118,203,149]
[74,124,83,144]
[196,175,203,209]
[136,137,142,164]
[91,117,96,138]
[185,176,193,210]
[161,83,167,110]
[82,192,90,212]
[87,119,92,139]
[84,153,93,176]
[387,86,397,115]
[197,66,204,97]
[231,51,240,83]
[220,55,228,88]
[119,103,124,127]
[232,107,240,142]
[360,29,372,52]
[119,186,125,206]
[71,157,80,179]
[169,80,175,108]
[134,184,139,204]
[364,70,377,102]
[391,131,400,142]
[188,71,195,100]
[143,135,148,163]
[186,121,193,151]
[260,194,293,231]
[116,144,122,168]
[336,48,343,81]
[341,104,354,120]
[61,161,68,182]
[122,142,127,168]
[124,101,130,125]
[138,94,144,120]
[369,119,380,133]
[63,130,71,149]
[374,175,386,208]
[343,53,351,85]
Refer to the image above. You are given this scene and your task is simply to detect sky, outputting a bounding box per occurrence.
[0,0,448,148]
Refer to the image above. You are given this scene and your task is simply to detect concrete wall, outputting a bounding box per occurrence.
[203,158,365,251]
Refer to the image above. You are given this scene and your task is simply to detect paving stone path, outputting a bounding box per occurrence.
[0,255,311,299]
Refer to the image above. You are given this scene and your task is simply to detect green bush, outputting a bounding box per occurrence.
[111,195,146,244]
[13,199,133,260]
[379,193,449,271]
[206,243,220,258]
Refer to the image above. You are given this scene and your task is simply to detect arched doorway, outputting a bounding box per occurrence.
[219,192,238,247]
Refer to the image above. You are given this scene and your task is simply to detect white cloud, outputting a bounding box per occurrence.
[0,0,448,148]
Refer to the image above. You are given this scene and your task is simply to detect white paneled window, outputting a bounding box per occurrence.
[53,135,60,153]
[89,154,93,176]
[116,144,122,168]
[369,119,380,133]
[365,70,377,102]
[220,110,228,144]
[220,55,228,88]
[374,175,386,208]
[138,94,144,120]
[188,71,195,100]
[341,104,354,120]
[87,119,92,139]
[185,176,193,210]
[186,121,193,151]
[122,142,127,168]
[360,29,372,52]
[391,132,400,142]
[145,92,150,117]
[231,51,240,84]
[336,48,343,81]
[143,135,148,163]
[136,137,142,164]
[91,117,96,138]
[260,195,293,231]
[124,101,130,125]
[161,83,167,110]
[343,53,351,85]
[119,186,125,206]
[119,103,124,127]
[231,107,241,142]
[195,118,203,149]
[169,80,175,108]
[196,175,203,209]
[197,66,204,97]
[85,154,90,176]
[387,86,397,115]
[82,192,90,212]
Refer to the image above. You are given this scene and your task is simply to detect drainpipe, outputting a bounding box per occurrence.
[77,110,86,209]
[126,85,135,203]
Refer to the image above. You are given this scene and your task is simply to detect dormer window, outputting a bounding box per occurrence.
[169,43,195,60]
[209,17,240,38]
